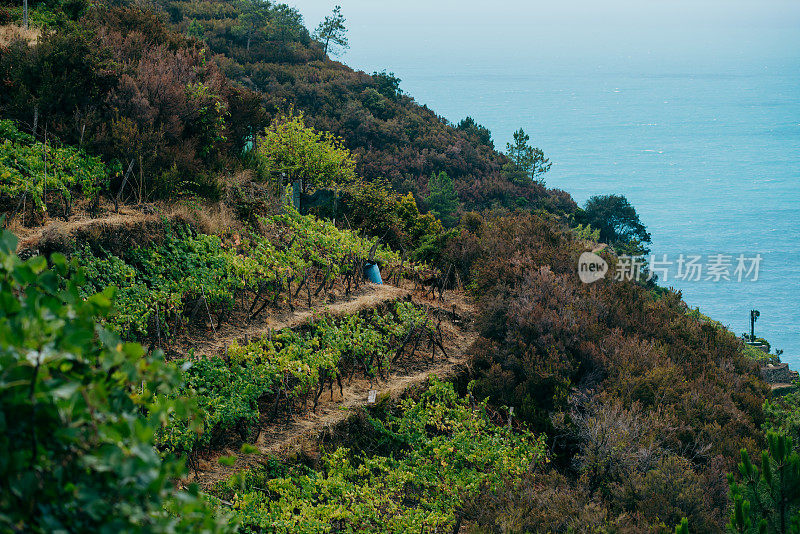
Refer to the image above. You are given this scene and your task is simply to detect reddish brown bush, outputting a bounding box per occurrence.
[451,211,768,531]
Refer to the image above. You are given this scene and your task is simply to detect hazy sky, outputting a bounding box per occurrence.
[294,1,800,74]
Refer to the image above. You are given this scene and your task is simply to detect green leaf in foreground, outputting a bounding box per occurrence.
[0,227,233,533]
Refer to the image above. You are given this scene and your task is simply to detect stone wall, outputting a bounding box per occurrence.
[760,362,799,384]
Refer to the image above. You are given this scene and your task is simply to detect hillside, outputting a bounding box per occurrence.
[1,1,798,533]
[0,0,574,220]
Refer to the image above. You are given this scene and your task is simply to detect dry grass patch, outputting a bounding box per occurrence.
[168,200,241,237]
[0,24,41,47]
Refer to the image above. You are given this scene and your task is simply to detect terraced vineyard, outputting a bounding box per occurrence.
[42,205,487,513]
[153,300,446,460]
[214,378,546,533]
[1,0,786,528]
[73,209,425,341]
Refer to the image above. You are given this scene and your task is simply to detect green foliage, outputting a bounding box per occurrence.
[372,70,403,100]
[0,7,266,201]
[339,178,445,256]
[426,171,459,228]
[457,116,494,149]
[676,517,690,534]
[360,87,392,119]
[0,120,35,144]
[0,119,110,213]
[743,342,779,364]
[169,0,313,63]
[154,352,275,455]
[747,337,773,353]
[575,194,652,254]
[572,222,601,242]
[255,113,357,193]
[154,0,572,214]
[728,432,800,533]
[74,226,241,340]
[0,227,230,533]
[259,206,403,281]
[503,128,551,185]
[185,81,229,161]
[231,0,269,52]
[74,210,405,341]
[3,0,89,28]
[155,301,434,456]
[2,0,576,215]
[764,393,800,454]
[216,378,547,533]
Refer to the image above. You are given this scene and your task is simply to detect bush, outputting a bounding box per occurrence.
[0,228,231,533]
[453,211,767,529]
[763,391,800,449]
[338,178,444,255]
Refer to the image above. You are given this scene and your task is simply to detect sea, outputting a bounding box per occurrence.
[300,1,800,366]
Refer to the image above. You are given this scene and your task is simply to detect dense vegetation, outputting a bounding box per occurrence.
[74,209,407,340]
[0,0,575,216]
[0,120,110,219]
[1,3,266,201]
[215,378,547,533]
[155,301,438,459]
[439,212,769,531]
[0,228,228,533]
[1,0,796,532]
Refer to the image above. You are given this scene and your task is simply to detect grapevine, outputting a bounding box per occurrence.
[214,378,547,534]
[153,301,446,459]
[0,119,111,215]
[74,210,427,341]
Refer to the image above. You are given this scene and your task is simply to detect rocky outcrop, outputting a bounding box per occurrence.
[760,362,799,384]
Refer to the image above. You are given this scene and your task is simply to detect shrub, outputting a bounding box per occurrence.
[454,211,767,529]
[0,227,231,532]
[254,112,356,193]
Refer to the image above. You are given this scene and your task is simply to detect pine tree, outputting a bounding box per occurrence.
[313,5,349,56]
[503,128,551,185]
[728,432,800,534]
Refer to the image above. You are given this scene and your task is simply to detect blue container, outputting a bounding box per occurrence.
[364,262,383,284]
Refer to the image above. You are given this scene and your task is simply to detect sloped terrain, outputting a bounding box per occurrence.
[186,285,477,490]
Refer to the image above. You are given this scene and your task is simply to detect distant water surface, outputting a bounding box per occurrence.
[299,1,800,365]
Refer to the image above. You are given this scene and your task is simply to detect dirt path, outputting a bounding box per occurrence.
[185,288,477,490]
[180,283,413,356]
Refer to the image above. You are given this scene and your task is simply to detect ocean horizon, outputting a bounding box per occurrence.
[299,0,800,366]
